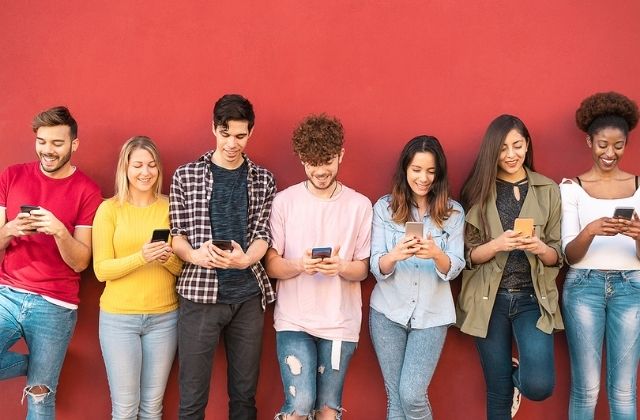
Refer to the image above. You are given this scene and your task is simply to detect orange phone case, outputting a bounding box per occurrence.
[513,218,534,237]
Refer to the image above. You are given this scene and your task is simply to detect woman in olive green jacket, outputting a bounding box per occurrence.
[456,115,563,420]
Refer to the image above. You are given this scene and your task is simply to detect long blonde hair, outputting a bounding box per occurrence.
[114,136,163,204]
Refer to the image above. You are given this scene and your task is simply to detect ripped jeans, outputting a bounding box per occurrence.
[0,286,76,419]
[276,331,357,418]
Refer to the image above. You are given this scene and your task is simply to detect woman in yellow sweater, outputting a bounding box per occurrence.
[93,136,182,420]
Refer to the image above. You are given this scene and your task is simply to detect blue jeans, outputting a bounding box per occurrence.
[178,294,264,420]
[563,268,640,420]
[369,308,447,420]
[99,310,178,420]
[475,288,555,420]
[0,286,77,420]
[276,330,357,418]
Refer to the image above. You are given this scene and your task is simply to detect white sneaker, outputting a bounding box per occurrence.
[511,357,521,417]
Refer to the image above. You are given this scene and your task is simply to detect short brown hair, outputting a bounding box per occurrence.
[32,106,78,139]
[292,114,343,166]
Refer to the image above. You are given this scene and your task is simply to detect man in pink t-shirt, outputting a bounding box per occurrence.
[0,106,102,418]
[265,114,372,420]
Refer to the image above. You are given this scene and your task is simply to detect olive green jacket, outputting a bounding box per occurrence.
[456,168,564,338]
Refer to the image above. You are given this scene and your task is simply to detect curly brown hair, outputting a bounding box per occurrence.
[292,114,344,165]
[575,91,639,136]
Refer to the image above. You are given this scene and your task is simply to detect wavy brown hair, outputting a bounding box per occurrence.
[390,135,452,227]
[460,115,534,241]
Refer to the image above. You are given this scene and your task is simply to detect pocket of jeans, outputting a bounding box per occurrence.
[563,269,586,288]
[622,270,640,290]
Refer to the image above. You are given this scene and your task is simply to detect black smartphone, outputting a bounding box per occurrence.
[311,247,332,259]
[211,239,234,251]
[150,229,170,242]
[613,206,635,220]
[20,205,40,214]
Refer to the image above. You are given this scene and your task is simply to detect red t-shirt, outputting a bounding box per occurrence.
[0,162,103,304]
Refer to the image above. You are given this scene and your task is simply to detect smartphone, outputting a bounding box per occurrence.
[211,239,234,251]
[405,221,424,238]
[20,205,40,214]
[311,247,332,259]
[513,218,534,237]
[19,205,40,231]
[613,206,636,220]
[150,228,170,243]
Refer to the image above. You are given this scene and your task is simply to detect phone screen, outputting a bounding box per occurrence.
[20,205,40,214]
[613,207,635,220]
[311,247,332,259]
[150,229,170,242]
[211,239,234,251]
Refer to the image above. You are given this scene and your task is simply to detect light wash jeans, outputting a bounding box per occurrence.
[0,286,77,420]
[563,268,640,420]
[99,309,178,420]
[275,330,357,418]
[369,308,447,420]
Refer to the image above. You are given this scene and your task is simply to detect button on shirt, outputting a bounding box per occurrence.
[369,195,465,328]
[169,151,276,308]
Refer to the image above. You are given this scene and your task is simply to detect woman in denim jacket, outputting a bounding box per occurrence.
[369,135,465,419]
[457,115,563,419]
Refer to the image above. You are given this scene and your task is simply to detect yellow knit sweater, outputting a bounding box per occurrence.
[92,196,182,314]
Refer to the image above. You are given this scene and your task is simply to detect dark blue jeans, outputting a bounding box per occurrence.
[177,294,264,420]
[474,289,555,420]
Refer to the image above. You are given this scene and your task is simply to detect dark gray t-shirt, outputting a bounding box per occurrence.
[496,178,533,290]
[210,160,260,303]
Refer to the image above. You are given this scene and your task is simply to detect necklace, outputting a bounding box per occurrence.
[305,180,340,198]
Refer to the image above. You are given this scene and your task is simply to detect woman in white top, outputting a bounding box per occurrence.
[560,91,640,420]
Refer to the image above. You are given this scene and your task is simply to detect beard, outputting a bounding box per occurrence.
[39,149,72,174]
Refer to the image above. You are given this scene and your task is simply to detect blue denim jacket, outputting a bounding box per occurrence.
[370,195,465,329]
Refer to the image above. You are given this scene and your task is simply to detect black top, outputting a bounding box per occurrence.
[496,178,533,290]
[209,160,260,303]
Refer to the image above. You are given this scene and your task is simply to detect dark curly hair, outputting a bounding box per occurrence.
[575,91,639,137]
[292,114,344,166]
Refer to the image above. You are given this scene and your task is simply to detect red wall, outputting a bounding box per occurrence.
[1,1,639,418]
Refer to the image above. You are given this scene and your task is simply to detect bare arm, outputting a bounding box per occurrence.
[264,247,304,279]
[25,208,93,272]
[564,217,619,265]
[470,230,521,265]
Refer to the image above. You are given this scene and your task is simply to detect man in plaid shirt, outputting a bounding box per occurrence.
[169,94,276,420]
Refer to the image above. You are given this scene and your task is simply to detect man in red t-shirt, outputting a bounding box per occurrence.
[0,106,102,418]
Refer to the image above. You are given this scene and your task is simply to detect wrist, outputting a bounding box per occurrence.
[241,254,253,269]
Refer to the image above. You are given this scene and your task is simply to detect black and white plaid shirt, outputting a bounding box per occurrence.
[169,150,276,308]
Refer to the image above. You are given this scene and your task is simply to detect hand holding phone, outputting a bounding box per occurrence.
[18,205,40,232]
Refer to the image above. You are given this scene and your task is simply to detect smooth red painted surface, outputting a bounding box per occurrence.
[1,1,639,419]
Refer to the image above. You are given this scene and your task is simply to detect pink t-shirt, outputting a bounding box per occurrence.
[0,162,103,304]
[270,182,372,342]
